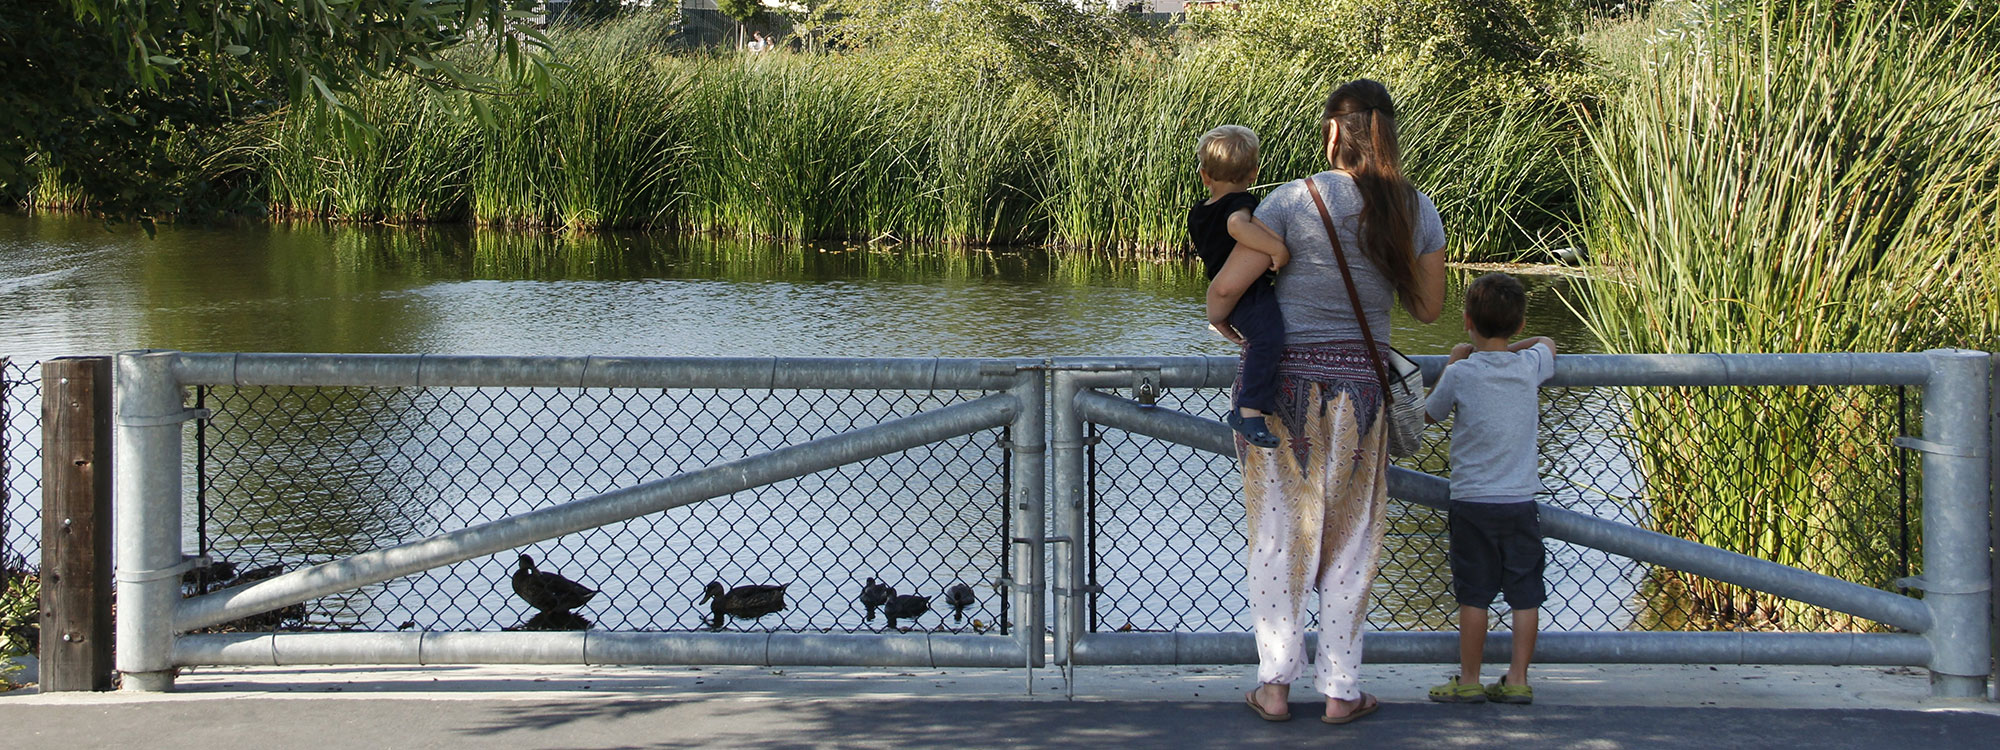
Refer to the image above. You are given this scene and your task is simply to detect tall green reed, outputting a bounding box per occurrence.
[252,14,1586,258]
[1578,1,2000,629]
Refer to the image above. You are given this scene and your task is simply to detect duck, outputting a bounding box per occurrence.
[231,563,286,586]
[883,593,930,631]
[859,577,893,621]
[515,610,592,632]
[512,554,597,613]
[944,583,976,623]
[701,581,788,631]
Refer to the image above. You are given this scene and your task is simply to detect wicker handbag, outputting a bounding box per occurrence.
[1306,176,1428,457]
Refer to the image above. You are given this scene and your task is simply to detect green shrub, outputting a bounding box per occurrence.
[1,567,37,688]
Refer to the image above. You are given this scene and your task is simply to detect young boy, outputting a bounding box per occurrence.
[1189,125,1290,448]
[1424,272,1556,705]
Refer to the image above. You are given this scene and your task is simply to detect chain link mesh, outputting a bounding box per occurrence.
[191,384,1010,635]
[4,354,1928,638]
[1087,382,1918,634]
[2,360,41,575]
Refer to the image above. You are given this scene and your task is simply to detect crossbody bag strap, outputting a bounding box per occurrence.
[1305,175,1395,403]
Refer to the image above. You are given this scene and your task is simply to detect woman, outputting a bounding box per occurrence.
[1219,79,1447,723]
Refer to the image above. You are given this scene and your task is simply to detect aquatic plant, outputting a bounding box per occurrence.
[1577,0,2000,629]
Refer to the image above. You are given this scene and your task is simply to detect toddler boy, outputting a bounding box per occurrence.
[1189,125,1290,447]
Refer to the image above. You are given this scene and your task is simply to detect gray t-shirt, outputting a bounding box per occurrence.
[1424,343,1555,502]
[1254,171,1446,344]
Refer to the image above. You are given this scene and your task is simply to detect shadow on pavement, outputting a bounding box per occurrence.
[453,698,2000,749]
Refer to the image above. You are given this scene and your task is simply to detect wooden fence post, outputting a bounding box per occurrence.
[39,357,114,691]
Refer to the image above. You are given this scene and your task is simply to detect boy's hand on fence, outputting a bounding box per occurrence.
[1448,343,1474,364]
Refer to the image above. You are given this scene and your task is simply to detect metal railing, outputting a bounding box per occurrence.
[114,353,1046,692]
[87,350,1995,699]
[1047,353,1989,699]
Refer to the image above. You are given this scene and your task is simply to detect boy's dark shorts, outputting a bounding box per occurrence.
[1449,500,1547,610]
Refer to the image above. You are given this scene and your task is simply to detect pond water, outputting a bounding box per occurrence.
[0,212,1638,637]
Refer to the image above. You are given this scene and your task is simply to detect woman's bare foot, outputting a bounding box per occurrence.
[1322,692,1380,724]
[1246,682,1290,720]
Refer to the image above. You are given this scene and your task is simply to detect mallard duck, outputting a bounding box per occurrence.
[701,581,787,631]
[944,583,976,623]
[883,593,930,631]
[513,554,597,613]
[859,577,893,621]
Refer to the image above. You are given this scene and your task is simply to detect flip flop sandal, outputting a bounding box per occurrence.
[1246,690,1292,722]
[1321,692,1380,725]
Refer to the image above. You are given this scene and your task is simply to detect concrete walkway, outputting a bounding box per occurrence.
[5,663,1997,749]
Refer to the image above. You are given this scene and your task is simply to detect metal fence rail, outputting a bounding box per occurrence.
[109,353,1050,692]
[1048,352,1988,699]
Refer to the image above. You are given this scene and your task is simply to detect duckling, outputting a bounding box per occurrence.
[944,583,976,623]
[883,593,930,631]
[859,577,893,622]
[701,581,788,631]
[512,554,597,613]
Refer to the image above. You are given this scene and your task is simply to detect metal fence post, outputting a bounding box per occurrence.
[1921,349,1992,699]
[1050,371,1088,679]
[1990,348,1999,703]
[113,351,188,692]
[39,357,115,691]
[1007,366,1047,684]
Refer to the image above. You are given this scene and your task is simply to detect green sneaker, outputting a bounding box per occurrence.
[1485,675,1533,704]
[1427,675,1487,703]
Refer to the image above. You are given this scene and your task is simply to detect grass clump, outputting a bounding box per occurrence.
[1577,0,2000,629]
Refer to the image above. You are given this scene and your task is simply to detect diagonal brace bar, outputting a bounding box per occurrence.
[1072,389,1934,634]
[175,393,1021,632]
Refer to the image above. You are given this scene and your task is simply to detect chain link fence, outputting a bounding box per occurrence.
[2,359,41,575]
[0,355,1933,638]
[1087,382,1919,635]
[190,384,1010,635]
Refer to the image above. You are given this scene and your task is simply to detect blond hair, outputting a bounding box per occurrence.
[1195,125,1260,184]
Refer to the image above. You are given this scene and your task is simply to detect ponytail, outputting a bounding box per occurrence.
[1322,80,1419,304]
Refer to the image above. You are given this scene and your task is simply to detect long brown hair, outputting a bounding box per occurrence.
[1322,79,1419,303]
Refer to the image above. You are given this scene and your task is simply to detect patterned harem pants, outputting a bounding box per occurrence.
[1239,376,1390,700]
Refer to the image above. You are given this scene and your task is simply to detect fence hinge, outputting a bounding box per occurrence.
[997,438,1046,453]
[1891,436,1985,459]
[114,553,209,584]
[1052,584,1104,597]
[118,407,211,428]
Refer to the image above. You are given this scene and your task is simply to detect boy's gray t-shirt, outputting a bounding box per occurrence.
[1425,343,1555,502]
[1254,171,1446,344]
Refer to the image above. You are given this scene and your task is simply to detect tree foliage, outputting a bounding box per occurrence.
[812,0,1169,94]
[0,0,552,221]
[1183,0,1600,106]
